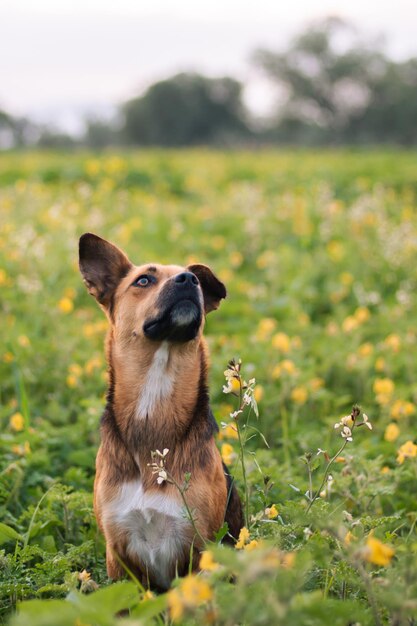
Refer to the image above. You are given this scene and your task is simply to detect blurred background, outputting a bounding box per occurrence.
[1,0,417,150]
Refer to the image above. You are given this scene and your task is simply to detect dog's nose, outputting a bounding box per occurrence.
[174,272,199,286]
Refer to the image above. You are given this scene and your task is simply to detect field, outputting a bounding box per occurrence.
[1,149,417,625]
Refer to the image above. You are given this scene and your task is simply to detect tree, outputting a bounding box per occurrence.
[121,73,250,146]
[253,17,417,145]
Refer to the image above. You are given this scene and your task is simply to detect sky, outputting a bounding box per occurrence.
[1,0,417,132]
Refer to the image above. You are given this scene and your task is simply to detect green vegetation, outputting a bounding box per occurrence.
[1,149,417,625]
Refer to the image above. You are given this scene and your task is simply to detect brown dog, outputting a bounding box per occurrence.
[78,233,242,589]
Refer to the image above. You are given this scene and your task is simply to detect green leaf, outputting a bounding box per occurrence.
[0,522,22,545]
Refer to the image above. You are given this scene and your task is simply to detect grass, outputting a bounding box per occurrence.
[1,148,417,625]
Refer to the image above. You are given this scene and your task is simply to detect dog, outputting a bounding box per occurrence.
[78,233,243,589]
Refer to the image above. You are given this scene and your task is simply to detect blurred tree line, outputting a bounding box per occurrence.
[1,18,417,149]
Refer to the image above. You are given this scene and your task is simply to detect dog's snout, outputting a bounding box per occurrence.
[174,272,199,286]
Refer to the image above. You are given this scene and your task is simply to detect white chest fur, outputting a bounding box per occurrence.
[102,480,189,589]
[135,342,173,420]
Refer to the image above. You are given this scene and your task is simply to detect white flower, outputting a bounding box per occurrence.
[230,410,242,420]
[154,448,169,458]
[156,470,167,485]
[317,448,326,456]
[334,415,354,429]
[362,414,373,430]
[341,426,353,442]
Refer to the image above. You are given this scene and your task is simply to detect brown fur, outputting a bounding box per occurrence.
[79,233,243,588]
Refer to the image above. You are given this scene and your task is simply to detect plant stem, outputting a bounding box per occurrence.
[306,440,348,513]
[170,475,206,546]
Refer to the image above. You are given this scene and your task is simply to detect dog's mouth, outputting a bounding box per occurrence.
[143,298,202,343]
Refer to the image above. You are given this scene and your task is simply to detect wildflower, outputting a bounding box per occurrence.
[384,334,401,352]
[390,399,415,420]
[12,441,31,455]
[344,531,354,545]
[3,352,14,363]
[221,443,236,466]
[334,415,354,429]
[342,316,359,333]
[291,386,308,405]
[309,377,324,391]
[244,540,259,551]
[264,504,278,519]
[365,536,395,566]
[58,297,74,313]
[235,526,250,549]
[384,423,400,442]
[17,335,30,348]
[148,449,170,484]
[66,375,78,388]
[10,412,24,431]
[219,422,238,440]
[199,551,220,572]
[361,414,373,430]
[354,307,371,323]
[69,363,83,376]
[375,357,386,372]
[0,268,8,286]
[229,251,243,268]
[272,332,291,353]
[272,359,298,379]
[358,342,374,357]
[396,440,417,464]
[256,318,276,340]
[78,569,99,593]
[341,426,353,442]
[168,575,213,622]
[373,378,395,405]
[143,590,154,600]
[222,375,240,395]
[340,271,354,286]
[253,385,264,402]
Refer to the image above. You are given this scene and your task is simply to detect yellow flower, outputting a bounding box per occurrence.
[342,316,359,333]
[340,271,354,286]
[85,356,102,375]
[10,412,24,431]
[221,443,236,466]
[327,240,345,261]
[78,569,91,583]
[381,466,390,474]
[143,590,154,601]
[12,441,31,456]
[3,351,14,363]
[253,385,264,403]
[0,268,9,286]
[229,251,243,268]
[365,536,395,566]
[199,551,219,571]
[384,423,400,442]
[66,375,78,388]
[168,575,213,622]
[265,504,278,519]
[244,539,260,551]
[85,159,100,176]
[219,422,238,440]
[58,297,74,314]
[291,386,308,405]
[256,317,276,340]
[272,359,297,379]
[271,332,291,353]
[390,399,415,420]
[344,531,354,546]
[69,363,83,376]
[373,378,395,405]
[235,526,250,549]
[309,377,324,391]
[384,334,401,352]
[354,306,371,323]
[358,342,374,357]
[397,440,417,464]
[375,357,386,372]
[17,335,30,348]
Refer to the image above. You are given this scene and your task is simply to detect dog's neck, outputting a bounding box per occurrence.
[107,331,209,452]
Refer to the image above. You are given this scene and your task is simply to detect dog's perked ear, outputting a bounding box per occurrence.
[187,264,226,313]
[79,233,132,308]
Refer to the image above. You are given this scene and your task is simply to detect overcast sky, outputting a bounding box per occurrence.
[1,0,417,131]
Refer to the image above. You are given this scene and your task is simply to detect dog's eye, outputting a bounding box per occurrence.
[133,275,153,287]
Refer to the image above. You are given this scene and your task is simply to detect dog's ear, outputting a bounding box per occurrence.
[187,264,226,313]
[79,233,132,307]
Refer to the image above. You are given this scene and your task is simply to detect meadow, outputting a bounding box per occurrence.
[1,149,417,625]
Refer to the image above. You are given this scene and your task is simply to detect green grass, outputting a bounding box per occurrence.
[1,149,417,625]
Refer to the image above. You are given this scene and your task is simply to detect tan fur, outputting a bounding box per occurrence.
[79,235,233,589]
